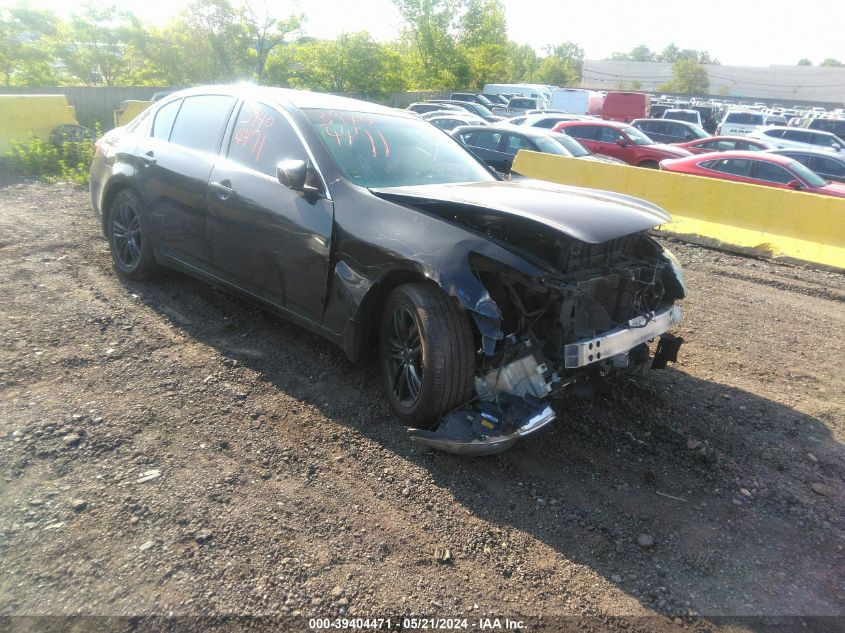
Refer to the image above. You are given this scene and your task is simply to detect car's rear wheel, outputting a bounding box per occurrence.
[379,283,475,428]
[107,189,161,279]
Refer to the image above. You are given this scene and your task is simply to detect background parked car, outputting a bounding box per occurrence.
[429,100,503,122]
[716,110,766,136]
[768,148,845,183]
[750,126,844,152]
[553,120,691,167]
[662,109,703,127]
[601,92,650,123]
[660,151,845,198]
[631,118,709,144]
[506,97,544,116]
[507,113,594,128]
[548,88,604,115]
[803,117,845,139]
[675,136,772,154]
[450,93,497,108]
[451,124,613,174]
[426,113,488,131]
[407,102,464,115]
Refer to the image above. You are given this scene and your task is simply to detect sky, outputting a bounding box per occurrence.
[5,0,843,68]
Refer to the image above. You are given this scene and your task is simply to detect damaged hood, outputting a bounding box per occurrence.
[370,179,671,244]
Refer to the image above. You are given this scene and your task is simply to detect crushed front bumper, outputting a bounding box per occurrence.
[408,397,555,456]
[564,305,682,369]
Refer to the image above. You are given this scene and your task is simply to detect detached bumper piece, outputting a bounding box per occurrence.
[408,394,555,456]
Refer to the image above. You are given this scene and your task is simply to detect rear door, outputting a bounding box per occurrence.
[808,154,845,182]
[205,100,334,322]
[136,94,237,267]
[562,125,600,153]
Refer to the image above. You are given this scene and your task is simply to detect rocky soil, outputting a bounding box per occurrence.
[0,181,843,632]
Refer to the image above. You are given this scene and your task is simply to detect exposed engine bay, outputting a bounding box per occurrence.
[408,208,686,455]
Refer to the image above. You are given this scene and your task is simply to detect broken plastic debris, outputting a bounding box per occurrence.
[136,469,161,483]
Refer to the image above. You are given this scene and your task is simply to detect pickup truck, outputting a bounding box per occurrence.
[716,111,766,136]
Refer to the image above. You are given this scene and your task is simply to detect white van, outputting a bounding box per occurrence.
[549,89,604,115]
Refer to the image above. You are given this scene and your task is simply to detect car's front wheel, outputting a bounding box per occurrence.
[107,189,161,279]
[379,283,475,428]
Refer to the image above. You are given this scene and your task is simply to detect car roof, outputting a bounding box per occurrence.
[166,84,417,120]
[769,148,845,159]
[633,118,697,127]
[453,124,550,139]
[556,120,628,129]
[693,150,795,165]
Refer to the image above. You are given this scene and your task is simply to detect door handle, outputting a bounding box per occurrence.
[209,180,235,200]
[139,151,156,166]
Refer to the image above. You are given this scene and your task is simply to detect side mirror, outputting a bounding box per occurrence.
[787,179,804,190]
[616,138,628,147]
[832,143,842,151]
[277,159,307,191]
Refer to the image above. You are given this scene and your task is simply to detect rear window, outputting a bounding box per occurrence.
[724,112,764,125]
[152,99,181,140]
[169,95,236,154]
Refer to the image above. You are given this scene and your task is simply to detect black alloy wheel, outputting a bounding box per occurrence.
[107,189,161,279]
[379,283,475,428]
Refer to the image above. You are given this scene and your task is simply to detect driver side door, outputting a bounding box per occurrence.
[205,100,334,323]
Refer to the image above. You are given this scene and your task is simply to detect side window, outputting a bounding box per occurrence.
[457,131,476,145]
[473,131,503,150]
[597,127,621,143]
[811,133,835,147]
[169,95,236,154]
[637,121,653,133]
[228,101,306,177]
[765,129,786,139]
[707,158,752,177]
[535,118,558,129]
[782,130,807,142]
[504,134,533,156]
[810,156,845,177]
[152,99,181,140]
[564,125,595,141]
[752,161,793,184]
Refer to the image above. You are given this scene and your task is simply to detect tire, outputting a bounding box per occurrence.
[107,189,161,279]
[379,283,475,428]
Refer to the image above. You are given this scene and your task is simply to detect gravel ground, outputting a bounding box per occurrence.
[0,181,843,632]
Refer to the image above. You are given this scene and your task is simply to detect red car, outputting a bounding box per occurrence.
[659,151,845,198]
[552,120,692,168]
[675,136,772,155]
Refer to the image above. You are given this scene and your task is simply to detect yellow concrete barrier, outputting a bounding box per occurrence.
[512,151,845,270]
[114,100,153,127]
[0,95,78,154]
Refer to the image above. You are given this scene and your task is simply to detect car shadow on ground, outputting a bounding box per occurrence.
[122,271,844,633]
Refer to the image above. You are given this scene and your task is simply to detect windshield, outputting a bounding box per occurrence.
[304,109,494,188]
[621,126,654,145]
[788,160,828,187]
[551,133,590,157]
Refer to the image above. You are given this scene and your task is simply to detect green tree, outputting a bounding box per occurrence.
[175,0,251,82]
[505,42,538,82]
[455,0,509,87]
[820,58,843,67]
[669,58,709,94]
[0,6,60,86]
[797,58,813,66]
[242,1,302,82]
[288,33,407,97]
[56,5,145,85]
[392,0,461,88]
[610,45,656,62]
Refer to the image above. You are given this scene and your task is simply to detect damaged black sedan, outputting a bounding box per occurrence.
[90,86,686,455]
